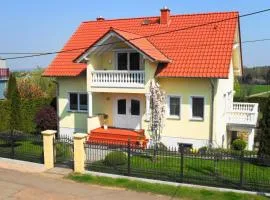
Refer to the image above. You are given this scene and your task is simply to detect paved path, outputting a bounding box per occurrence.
[0,168,171,200]
[249,90,270,97]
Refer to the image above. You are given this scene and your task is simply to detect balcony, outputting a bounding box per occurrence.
[0,68,9,80]
[227,102,259,127]
[91,70,145,88]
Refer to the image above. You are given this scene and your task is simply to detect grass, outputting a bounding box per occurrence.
[67,173,268,200]
[0,138,43,163]
[86,154,270,191]
[0,136,73,165]
[236,84,270,97]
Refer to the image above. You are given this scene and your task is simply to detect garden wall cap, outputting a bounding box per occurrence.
[74,133,88,139]
[41,130,57,136]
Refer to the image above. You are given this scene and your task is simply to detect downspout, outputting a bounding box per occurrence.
[209,79,215,148]
[53,80,59,137]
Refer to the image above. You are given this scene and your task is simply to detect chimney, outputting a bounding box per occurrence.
[160,6,170,25]
[96,16,105,21]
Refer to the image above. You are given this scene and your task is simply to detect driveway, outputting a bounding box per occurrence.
[0,168,171,200]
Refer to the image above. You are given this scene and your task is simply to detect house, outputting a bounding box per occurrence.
[44,8,259,150]
[0,59,9,99]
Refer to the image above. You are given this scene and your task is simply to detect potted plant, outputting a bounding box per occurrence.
[103,114,108,130]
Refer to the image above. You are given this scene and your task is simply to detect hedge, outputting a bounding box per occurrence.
[0,98,55,133]
[234,96,268,111]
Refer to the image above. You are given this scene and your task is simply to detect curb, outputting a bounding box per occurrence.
[85,170,270,197]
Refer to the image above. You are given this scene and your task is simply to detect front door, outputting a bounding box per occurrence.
[115,97,141,129]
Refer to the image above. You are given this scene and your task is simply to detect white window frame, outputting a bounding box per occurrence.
[190,96,205,121]
[167,95,181,120]
[115,51,142,70]
[68,92,88,113]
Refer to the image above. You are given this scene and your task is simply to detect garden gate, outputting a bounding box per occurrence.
[53,135,74,168]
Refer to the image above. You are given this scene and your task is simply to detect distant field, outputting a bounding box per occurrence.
[236,84,270,97]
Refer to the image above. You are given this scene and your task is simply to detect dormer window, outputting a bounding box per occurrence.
[116,52,141,71]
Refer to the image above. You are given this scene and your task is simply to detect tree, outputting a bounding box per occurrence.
[259,95,270,157]
[35,106,57,132]
[17,78,46,99]
[265,69,270,85]
[244,73,253,84]
[234,78,241,97]
[8,73,22,131]
[6,73,16,99]
[149,80,166,150]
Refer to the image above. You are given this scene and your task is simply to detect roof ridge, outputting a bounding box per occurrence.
[112,28,142,36]
[81,11,239,24]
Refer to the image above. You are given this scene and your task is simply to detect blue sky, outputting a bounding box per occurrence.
[1,0,270,70]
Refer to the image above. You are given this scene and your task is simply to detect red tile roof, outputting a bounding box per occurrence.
[43,11,239,78]
[77,28,171,63]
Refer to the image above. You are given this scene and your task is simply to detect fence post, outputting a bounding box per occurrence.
[74,133,87,173]
[42,130,56,170]
[180,144,184,181]
[239,150,244,188]
[127,139,131,175]
[10,130,15,159]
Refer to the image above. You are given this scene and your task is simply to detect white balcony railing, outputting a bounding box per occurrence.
[91,70,145,88]
[227,102,259,127]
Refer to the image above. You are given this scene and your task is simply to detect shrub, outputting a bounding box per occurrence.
[104,152,127,166]
[198,146,208,154]
[232,139,247,151]
[35,106,57,132]
[7,73,22,131]
[17,78,46,99]
[0,98,53,133]
[259,95,270,156]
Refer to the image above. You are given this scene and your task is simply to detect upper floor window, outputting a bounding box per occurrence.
[69,93,88,112]
[116,52,141,71]
[191,96,204,120]
[167,95,181,119]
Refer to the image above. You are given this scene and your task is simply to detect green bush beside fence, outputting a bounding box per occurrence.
[0,98,53,133]
[234,96,268,111]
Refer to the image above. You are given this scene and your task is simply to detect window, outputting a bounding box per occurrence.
[131,99,140,116]
[69,93,88,112]
[117,53,128,70]
[79,94,88,111]
[167,96,181,118]
[117,99,126,114]
[69,93,78,110]
[191,97,204,120]
[130,53,140,71]
[116,52,140,70]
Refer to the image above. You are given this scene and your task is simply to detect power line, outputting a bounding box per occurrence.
[1,8,270,61]
[1,37,270,56]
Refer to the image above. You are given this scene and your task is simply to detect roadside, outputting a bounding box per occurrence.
[0,168,170,200]
[68,173,268,200]
[0,158,268,200]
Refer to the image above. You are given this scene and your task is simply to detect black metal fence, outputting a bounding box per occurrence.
[85,140,270,193]
[54,135,74,168]
[0,131,44,164]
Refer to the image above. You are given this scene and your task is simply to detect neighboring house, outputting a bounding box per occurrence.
[0,59,9,99]
[44,8,259,150]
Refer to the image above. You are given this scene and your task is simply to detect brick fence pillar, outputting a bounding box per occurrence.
[74,133,87,173]
[42,130,56,170]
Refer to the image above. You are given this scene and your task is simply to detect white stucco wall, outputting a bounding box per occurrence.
[213,61,234,148]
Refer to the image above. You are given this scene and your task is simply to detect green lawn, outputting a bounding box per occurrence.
[0,138,43,163]
[236,84,270,97]
[68,173,268,200]
[86,154,270,192]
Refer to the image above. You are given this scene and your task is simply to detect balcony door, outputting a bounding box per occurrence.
[114,97,141,130]
[116,52,141,71]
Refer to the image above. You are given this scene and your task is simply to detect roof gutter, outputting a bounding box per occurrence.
[238,16,244,76]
